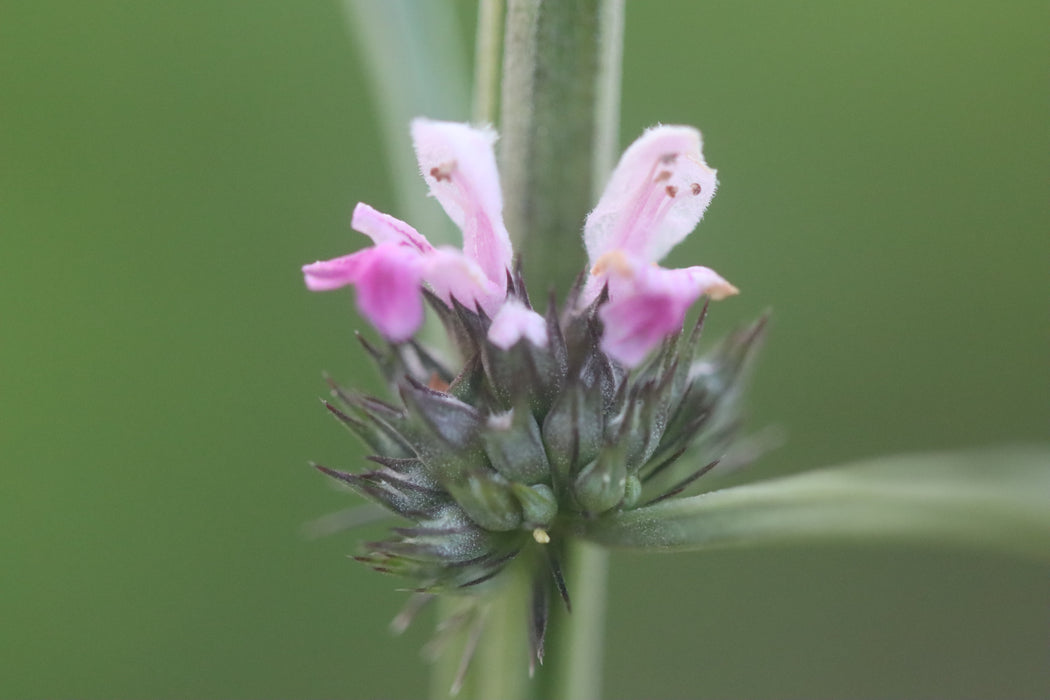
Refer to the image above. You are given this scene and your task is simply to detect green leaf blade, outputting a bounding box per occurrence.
[573,446,1050,560]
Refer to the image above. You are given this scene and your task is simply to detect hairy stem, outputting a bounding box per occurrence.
[499,0,625,299]
[433,1,625,697]
[539,539,610,700]
[498,1,625,699]
[472,0,504,124]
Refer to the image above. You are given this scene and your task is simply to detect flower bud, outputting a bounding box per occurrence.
[573,447,628,515]
[541,381,603,480]
[444,470,523,531]
[511,482,558,528]
[622,474,643,508]
[482,408,551,484]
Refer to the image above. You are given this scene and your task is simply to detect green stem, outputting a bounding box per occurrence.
[472,0,504,124]
[498,1,624,699]
[499,0,625,299]
[589,0,625,197]
[540,539,610,700]
[434,1,626,697]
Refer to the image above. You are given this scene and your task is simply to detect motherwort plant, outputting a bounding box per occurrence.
[302,118,763,680]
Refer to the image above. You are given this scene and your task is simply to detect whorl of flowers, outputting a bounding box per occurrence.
[302,119,763,673]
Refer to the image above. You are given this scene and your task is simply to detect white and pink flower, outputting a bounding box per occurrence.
[303,119,517,342]
[303,120,735,365]
[583,125,738,366]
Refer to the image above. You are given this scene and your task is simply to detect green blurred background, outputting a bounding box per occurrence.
[3,1,1047,697]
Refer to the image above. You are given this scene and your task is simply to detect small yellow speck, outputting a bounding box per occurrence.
[532,528,550,544]
[591,250,633,277]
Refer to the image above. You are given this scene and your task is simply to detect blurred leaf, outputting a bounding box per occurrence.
[574,446,1050,560]
[344,0,470,244]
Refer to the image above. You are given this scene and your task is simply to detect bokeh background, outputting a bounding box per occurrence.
[3,1,1047,698]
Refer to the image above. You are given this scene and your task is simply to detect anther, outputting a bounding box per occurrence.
[532,528,550,544]
[659,153,679,165]
[690,182,702,195]
[429,161,455,182]
[591,250,633,277]
[427,373,451,392]
[665,185,678,198]
[653,170,672,183]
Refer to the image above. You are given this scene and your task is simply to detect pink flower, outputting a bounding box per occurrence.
[583,126,738,366]
[302,240,425,342]
[302,119,514,341]
[487,299,549,350]
[304,120,737,366]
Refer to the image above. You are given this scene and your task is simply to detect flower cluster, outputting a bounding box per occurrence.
[303,119,738,366]
[303,119,763,673]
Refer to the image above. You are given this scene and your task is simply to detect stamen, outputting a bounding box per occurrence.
[690,182,702,195]
[611,149,683,252]
[645,188,679,236]
[665,185,678,198]
[429,161,456,182]
[532,528,550,544]
[591,250,634,277]
[427,373,451,392]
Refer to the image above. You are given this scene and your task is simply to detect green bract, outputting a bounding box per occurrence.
[313,270,765,669]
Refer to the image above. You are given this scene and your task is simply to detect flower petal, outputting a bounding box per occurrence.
[303,244,425,342]
[487,300,549,350]
[302,251,369,292]
[597,257,738,367]
[584,125,718,266]
[411,119,513,286]
[422,246,506,317]
[352,244,426,342]
[351,202,434,255]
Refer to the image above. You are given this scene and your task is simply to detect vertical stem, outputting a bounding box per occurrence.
[590,0,625,197]
[499,0,624,299]
[555,10,622,698]
[541,540,610,700]
[499,2,625,699]
[472,0,504,125]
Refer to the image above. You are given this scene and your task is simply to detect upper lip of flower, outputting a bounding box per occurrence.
[411,119,514,289]
[584,125,719,268]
